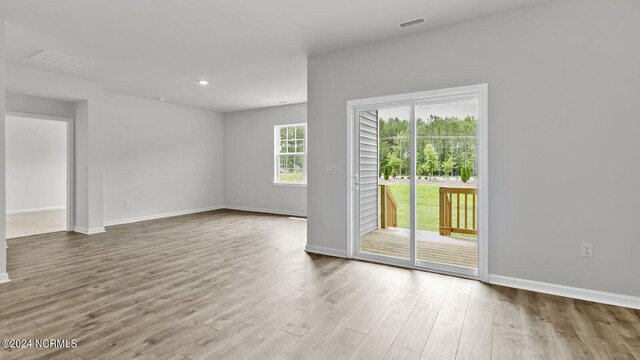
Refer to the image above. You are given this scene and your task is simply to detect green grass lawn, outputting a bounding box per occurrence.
[387,183,476,238]
[278,172,304,183]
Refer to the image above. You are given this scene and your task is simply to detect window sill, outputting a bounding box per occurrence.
[273,182,307,187]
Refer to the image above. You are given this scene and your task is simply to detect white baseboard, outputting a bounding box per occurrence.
[0,273,11,284]
[104,205,303,228]
[74,226,106,235]
[489,274,640,310]
[224,205,306,218]
[7,206,66,215]
[305,245,347,258]
[104,205,226,227]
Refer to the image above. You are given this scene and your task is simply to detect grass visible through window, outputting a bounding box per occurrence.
[279,172,304,183]
[387,182,476,239]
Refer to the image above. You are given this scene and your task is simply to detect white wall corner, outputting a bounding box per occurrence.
[0,273,10,284]
[305,245,347,258]
[489,274,640,310]
[74,226,106,235]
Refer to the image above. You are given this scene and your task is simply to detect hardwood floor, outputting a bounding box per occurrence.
[0,209,638,359]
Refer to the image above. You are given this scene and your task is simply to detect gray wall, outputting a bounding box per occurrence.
[307,0,640,297]
[7,64,105,233]
[102,92,225,224]
[5,65,226,231]
[6,116,67,213]
[224,103,307,216]
[6,92,75,118]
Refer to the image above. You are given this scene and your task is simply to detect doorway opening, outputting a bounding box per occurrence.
[347,85,488,280]
[5,113,74,239]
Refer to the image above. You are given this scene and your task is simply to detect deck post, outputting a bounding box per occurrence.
[439,186,477,236]
[380,184,387,229]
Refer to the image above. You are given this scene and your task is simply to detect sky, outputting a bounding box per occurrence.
[377,100,477,121]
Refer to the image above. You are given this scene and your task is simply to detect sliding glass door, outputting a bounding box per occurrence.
[352,86,486,279]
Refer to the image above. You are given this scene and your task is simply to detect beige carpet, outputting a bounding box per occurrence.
[6,209,67,239]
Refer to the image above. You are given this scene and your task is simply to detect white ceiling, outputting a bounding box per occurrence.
[0,0,546,113]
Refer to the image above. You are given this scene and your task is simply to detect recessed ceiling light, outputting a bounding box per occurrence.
[152,97,165,102]
[198,80,209,86]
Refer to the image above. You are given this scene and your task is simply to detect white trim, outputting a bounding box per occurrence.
[66,117,75,232]
[104,205,305,228]
[224,205,306,218]
[355,252,479,280]
[489,274,640,310]
[346,85,489,108]
[346,103,355,259]
[0,273,10,284]
[346,84,489,280]
[5,111,72,123]
[74,226,106,235]
[305,245,347,258]
[7,206,66,215]
[477,84,489,282]
[272,182,307,187]
[104,206,226,226]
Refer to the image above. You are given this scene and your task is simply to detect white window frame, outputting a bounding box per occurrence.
[274,123,307,186]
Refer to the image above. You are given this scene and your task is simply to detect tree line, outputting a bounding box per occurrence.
[379,115,477,180]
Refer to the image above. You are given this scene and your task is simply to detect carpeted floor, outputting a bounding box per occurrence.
[6,209,67,239]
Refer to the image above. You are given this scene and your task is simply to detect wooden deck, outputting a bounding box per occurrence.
[360,228,477,268]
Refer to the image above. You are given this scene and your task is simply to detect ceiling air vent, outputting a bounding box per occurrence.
[29,50,96,71]
[399,18,425,29]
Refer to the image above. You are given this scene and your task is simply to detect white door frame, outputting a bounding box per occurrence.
[346,84,489,282]
[5,111,75,232]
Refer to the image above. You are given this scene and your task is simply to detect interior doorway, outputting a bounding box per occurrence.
[347,85,488,280]
[5,113,74,239]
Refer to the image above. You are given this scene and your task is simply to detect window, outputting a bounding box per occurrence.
[274,123,307,184]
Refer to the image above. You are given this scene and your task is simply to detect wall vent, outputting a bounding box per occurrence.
[28,50,96,71]
[399,18,425,28]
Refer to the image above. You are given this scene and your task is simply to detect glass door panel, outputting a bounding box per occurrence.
[358,106,411,260]
[415,99,479,269]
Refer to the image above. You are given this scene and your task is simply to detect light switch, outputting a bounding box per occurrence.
[326,164,337,174]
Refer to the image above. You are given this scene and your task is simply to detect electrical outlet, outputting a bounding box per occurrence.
[124,199,131,206]
[580,242,593,257]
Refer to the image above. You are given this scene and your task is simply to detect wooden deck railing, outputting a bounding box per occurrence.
[379,184,398,229]
[439,187,478,236]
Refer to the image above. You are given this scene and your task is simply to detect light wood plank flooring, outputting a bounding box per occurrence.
[0,210,638,359]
